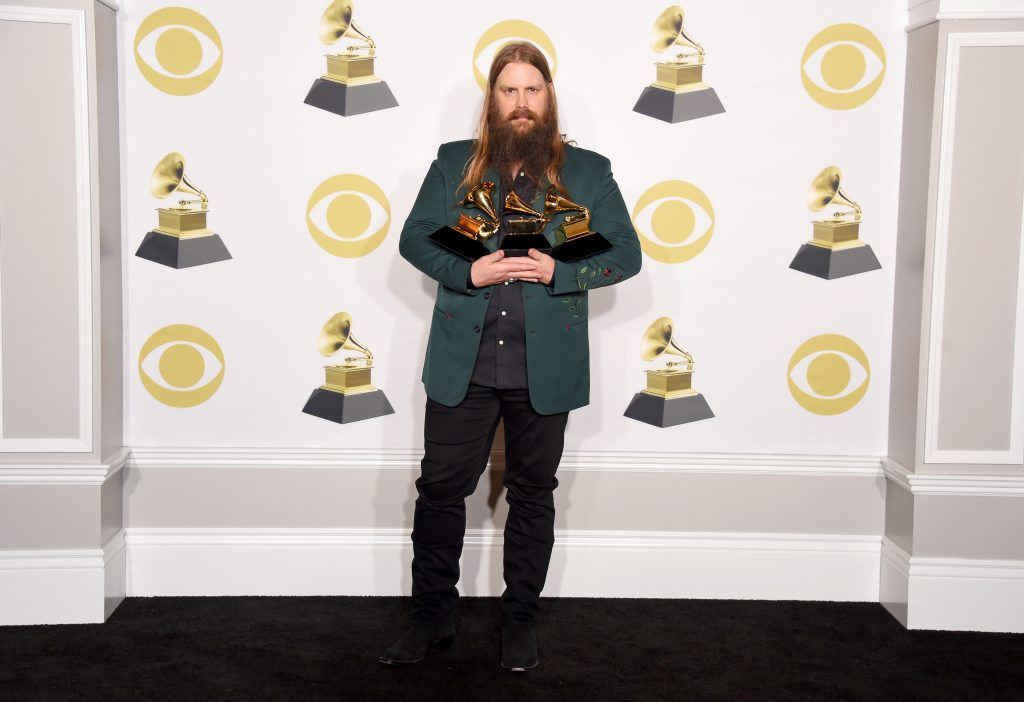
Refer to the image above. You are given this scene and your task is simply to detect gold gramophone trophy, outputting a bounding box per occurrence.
[789,166,881,279]
[501,190,552,256]
[427,181,500,261]
[303,0,398,117]
[301,311,395,424]
[633,5,725,123]
[544,187,613,262]
[136,152,232,269]
[623,316,714,427]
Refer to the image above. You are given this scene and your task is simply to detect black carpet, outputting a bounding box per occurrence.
[1,597,1022,701]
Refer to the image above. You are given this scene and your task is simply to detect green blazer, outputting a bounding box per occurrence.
[398,139,642,415]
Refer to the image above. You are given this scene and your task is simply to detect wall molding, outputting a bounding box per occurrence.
[924,31,1024,466]
[907,0,1024,31]
[0,529,123,625]
[126,447,883,476]
[126,527,881,602]
[882,457,1024,495]
[882,536,1024,632]
[0,5,94,454]
[0,448,128,486]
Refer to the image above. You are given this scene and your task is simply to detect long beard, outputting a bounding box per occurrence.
[487,104,557,193]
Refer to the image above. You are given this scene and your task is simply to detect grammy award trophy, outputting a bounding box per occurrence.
[544,186,612,262]
[303,0,398,117]
[789,166,881,280]
[623,317,714,427]
[302,311,395,424]
[427,181,499,261]
[633,5,725,124]
[501,190,552,256]
[136,152,232,269]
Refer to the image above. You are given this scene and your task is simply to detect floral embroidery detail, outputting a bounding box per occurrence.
[614,274,623,282]
[602,267,612,277]
[565,323,571,331]
[443,310,453,320]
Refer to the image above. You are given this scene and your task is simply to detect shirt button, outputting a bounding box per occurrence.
[519,171,524,176]
[504,281,509,285]
[473,325,480,333]
[501,310,507,316]
[499,340,504,345]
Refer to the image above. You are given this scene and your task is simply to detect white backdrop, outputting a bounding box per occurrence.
[121,0,907,455]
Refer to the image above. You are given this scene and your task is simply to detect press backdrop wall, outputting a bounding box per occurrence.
[119,0,907,599]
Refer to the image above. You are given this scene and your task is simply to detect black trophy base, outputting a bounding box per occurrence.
[303,78,398,117]
[632,85,725,123]
[623,391,714,427]
[550,233,613,262]
[789,243,882,280]
[135,231,232,269]
[500,233,552,257]
[302,387,395,424]
[428,226,490,261]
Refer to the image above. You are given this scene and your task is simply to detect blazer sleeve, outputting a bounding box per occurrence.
[545,155,643,296]
[398,147,480,296]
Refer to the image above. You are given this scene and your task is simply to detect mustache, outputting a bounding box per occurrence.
[508,108,539,121]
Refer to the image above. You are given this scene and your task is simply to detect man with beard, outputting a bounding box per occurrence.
[382,42,642,671]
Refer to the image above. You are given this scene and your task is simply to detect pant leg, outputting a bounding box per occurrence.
[411,383,502,627]
[497,388,570,625]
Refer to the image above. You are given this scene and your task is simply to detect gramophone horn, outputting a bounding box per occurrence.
[150,152,206,203]
[544,187,590,220]
[318,311,373,360]
[505,190,545,219]
[640,316,693,365]
[650,5,704,59]
[807,165,861,215]
[319,0,375,50]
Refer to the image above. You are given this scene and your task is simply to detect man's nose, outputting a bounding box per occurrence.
[515,91,528,107]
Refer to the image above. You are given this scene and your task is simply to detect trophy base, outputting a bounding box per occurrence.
[550,232,613,262]
[623,391,714,427]
[302,387,395,424]
[632,85,725,124]
[303,77,398,117]
[428,226,490,261]
[500,233,552,257]
[135,230,232,268]
[789,243,882,280]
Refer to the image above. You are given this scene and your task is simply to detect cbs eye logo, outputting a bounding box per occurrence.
[801,24,885,110]
[473,20,557,92]
[631,180,714,264]
[306,174,391,258]
[134,7,223,96]
[787,334,869,415]
[139,324,224,408]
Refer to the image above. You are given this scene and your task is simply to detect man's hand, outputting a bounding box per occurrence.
[470,249,555,286]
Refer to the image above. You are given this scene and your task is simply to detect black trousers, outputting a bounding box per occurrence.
[410,382,570,628]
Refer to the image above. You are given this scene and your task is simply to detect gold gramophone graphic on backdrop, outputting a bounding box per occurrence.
[500,189,552,256]
[136,152,232,269]
[303,0,398,117]
[623,316,714,427]
[427,181,501,261]
[301,311,395,424]
[633,5,725,123]
[544,187,613,262]
[789,166,882,279]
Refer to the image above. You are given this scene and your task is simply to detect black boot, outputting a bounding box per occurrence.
[499,622,538,671]
[378,616,456,665]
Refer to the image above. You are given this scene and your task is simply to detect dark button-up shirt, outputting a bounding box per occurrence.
[466,169,550,389]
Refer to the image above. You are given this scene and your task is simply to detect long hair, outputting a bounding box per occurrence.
[459,42,568,196]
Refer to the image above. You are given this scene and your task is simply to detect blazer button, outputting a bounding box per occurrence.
[483,291,491,299]
[474,325,481,333]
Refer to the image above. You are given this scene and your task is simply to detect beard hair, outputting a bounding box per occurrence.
[487,102,557,193]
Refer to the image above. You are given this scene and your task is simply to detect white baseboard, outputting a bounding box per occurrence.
[126,527,882,601]
[0,529,126,625]
[882,537,1024,633]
